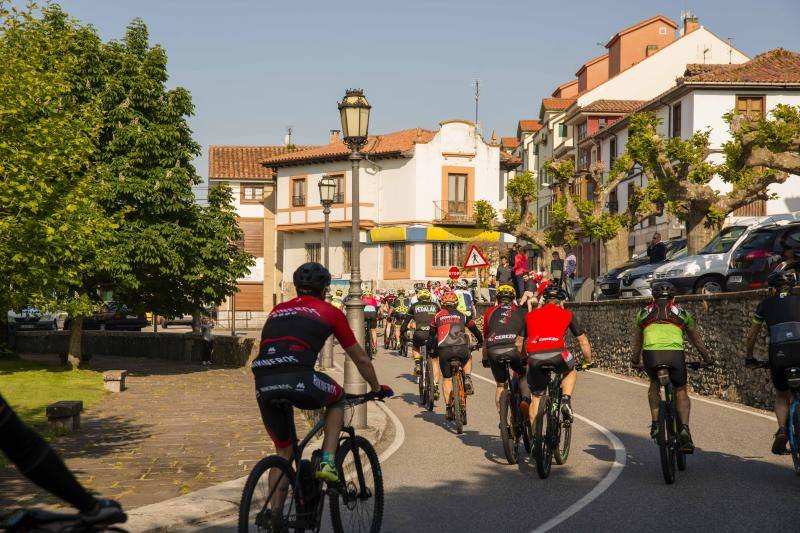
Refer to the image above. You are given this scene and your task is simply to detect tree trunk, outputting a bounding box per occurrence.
[67,316,83,369]
[685,211,719,256]
[603,230,630,273]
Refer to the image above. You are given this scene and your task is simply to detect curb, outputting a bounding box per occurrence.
[125,369,392,532]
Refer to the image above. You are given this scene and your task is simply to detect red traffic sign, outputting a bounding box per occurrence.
[448,266,461,280]
[463,245,489,269]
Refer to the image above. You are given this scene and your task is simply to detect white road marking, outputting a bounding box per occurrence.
[588,369,775,422]
[470,371,628,533]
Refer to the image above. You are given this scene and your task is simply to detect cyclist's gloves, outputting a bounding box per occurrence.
[377,385,394,399]
[81,499,126,526]
[580,361,595,371]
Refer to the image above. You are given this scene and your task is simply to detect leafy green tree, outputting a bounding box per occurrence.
[474,171,548,248]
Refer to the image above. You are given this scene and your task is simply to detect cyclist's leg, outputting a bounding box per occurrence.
[370,326,377,351]
[439,349,455,403]
[559,352,578,397]
[526,356,549,424]
[488,359,506,411]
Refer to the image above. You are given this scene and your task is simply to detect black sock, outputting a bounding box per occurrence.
[562,395,571,403]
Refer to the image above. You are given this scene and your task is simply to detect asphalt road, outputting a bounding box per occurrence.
[187,344,796,533]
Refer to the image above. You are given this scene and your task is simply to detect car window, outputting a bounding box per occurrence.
[666,246,687,260]
[782,227,800,249]
[737,231,777,251]
[700,226,746,254]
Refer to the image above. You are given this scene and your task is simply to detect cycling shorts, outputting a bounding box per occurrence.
[255,369,343,449]
[643,349,686,388]
[488,345,525,384]
[412,329,430,348]
[364,310,377,329]
[438,346,471,378]
[769,343,800,392]
[527,350,576,395]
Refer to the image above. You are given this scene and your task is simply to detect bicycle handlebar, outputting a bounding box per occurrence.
[343,390,390,405]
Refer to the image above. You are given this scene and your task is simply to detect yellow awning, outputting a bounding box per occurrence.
[426,226,501,242]
[368,227,406,242]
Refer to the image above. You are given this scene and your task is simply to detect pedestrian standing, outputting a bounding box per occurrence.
[200,314,214,366]
[564,247,577,301]
[513,245,528,298]
[550,251,564,285]
[646,232,667,264]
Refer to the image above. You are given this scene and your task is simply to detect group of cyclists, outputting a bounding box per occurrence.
[2,261,799,527]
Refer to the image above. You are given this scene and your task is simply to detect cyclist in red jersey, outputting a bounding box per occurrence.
[525,285,593,424]
[253,263,392,482]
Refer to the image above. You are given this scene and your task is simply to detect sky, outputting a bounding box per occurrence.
[49,0,800,192]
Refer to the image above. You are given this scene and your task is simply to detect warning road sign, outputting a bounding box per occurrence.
[462,245,489,269]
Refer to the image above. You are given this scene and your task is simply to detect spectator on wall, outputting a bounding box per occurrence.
[647,232,667,264]
[564,247,577,300]
[550,251,564,285]
[513,244,528,297]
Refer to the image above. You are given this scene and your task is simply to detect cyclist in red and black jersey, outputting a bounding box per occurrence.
[525,285,593,424]
[254,262,391,482]
[427,291,483,417]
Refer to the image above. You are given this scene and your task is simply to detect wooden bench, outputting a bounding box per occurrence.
[103,370,128,393]
[46,400,83,432]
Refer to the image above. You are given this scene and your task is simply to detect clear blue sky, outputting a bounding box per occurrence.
[53,0,800,187]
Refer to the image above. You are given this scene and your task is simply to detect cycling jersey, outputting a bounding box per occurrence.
[406,301,440,332]
[392,297,411,318]
[753,293,800,391]
[636,300,694,351]
[429,308,483,350]
[525,303,583,356]
[331,297,344,310]
[455,289,473,317]
[254,296,356,375]
[483,302,526,352]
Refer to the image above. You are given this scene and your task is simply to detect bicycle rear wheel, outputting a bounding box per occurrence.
[658,401,676,484]
[330,436,384,533]
[554,410,572,466]
[418,353,427,406]
[499,389,519,464]
[425,357,436,412]
[452,373,465,434]
[675,412,687,471]
[238,456,298,533]
[533,393,553,479]
[790,401,800,476]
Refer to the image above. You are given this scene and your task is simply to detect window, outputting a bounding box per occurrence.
[558,123,568,137]
[305,242,321,263]
[659,26,668,35]
[241,184,264,204]
[534,143,539,156]
[577,122,588,141]
[431,242,463,268]
[671,103,682,138]
[700,226,747,254]
[578,147,590,170]
[292,178,306,207]
[342,241,352,272]
[447,173,468,214]
[327,173,345,204]
[736,95,765,120]
[609,137,617,168]
[389,243,406,271]
[598,117,607,129]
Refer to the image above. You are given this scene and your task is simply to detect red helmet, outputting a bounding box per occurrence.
[440,291,458,307]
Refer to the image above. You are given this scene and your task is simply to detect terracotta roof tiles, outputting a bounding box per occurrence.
[209,145,316,180]
[541,97,576,111]
[580,99,648,113]
[682,48,800,83]
[518,119,543,132]
[501,137,521,149]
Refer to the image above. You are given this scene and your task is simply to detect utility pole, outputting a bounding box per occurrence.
[473,79,480,126]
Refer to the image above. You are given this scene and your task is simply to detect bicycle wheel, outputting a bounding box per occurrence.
[658,401,676,484]
[533,393,553,479]
[554,408,572,466]
[499,389,519,464]
[330,436,384,533]
[418,354,427,406]
[790,401,800,476]
[452,373,465,434]
[239,456,298,533]
[425,357,436,412]
[675,412,687,471]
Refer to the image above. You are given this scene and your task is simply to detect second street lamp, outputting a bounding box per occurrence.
[338,88,371,429]
[318,174,336,369]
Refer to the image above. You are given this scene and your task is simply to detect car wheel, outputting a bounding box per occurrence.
[694,276,724,294]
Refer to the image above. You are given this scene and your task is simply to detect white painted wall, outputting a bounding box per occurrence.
[226,181,265,218]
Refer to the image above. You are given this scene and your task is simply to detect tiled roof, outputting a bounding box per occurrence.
[551,79,578,98]
[261,128,436,166]
[682,48,800,83]
[542,97,576,111]
[209,145,316,180]
[501,137,521,149]
[500,150,522,168]
[580,99,648,113]
[605,14,678,47]
[576,53,609,75]
[518,119,542,132]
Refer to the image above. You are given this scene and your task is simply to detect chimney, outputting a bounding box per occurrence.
[683,16,699,35]
[329,129,341,143]
[646,44,659,57]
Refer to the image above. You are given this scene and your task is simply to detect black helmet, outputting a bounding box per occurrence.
[293,262,331,293]
[542,284,568,301]
[767,270,797,289]
[651,280,676,300]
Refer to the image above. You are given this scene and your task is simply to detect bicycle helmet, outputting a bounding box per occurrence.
[440,291,458,307]
[417,289,432,301]
[293,263,331,294]
[650,280,676,300]
[496,284,516,301]
[363,289,372,297]
[767,270,797,289]
[397,288,405,296]
[542,284,568,302]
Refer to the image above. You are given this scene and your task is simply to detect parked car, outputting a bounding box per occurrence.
[7,306,58,331]
[726,222,800,291]
[598,257,650,299]
[618,240,688,299]
[64,302,148,331]
[654,214,800,294]
[162,315,194,328]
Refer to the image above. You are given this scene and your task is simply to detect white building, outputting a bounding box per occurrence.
[261,121,513,295]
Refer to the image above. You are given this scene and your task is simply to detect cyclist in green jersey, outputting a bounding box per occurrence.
[631,281,713,452]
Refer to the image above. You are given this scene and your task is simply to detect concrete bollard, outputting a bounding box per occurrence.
[103,370,128,393]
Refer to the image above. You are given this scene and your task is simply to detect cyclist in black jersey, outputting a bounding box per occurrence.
[0,393,124,523]
[400,289,440,379]
[390,289,411,347]
[745,270,800,454]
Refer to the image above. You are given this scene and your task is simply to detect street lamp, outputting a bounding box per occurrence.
[318,174,336,369]
[339,88,371,429]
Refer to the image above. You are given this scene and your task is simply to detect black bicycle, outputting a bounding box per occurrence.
[238,392,387,533]
[364,320,375,358]
[494,356,532,465]
[532,362,593,479]
[417,344,435,412]
[0,508,127,532]
[443,344,479,435]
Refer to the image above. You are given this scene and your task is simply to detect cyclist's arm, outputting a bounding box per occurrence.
[344,344,381,393]
[467,320,483,345]
[685,326,712,363]
[569,317,591,362]
[631,327,643,365]
[400,310,412,335]
[427,320,438,354]
[744,321,763,358]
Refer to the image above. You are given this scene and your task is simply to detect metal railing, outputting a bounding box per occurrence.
[292,195,306,207]
[433,201,474,225]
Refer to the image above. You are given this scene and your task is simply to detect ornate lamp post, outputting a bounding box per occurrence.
[318,175,336,369]
[339,88,371,428]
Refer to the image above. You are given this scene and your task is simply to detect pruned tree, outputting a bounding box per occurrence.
[728,104,800,176]
[474,171,548,248]
[626,111,789,255]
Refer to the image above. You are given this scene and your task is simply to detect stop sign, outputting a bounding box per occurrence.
[448,266,460,280]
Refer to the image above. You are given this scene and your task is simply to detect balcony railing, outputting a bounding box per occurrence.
[332,192,345,204]
[433,201,474,226]
[292,195,306,207]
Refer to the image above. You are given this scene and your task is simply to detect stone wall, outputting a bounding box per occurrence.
[12,331,254,367]
[564,290,776,410]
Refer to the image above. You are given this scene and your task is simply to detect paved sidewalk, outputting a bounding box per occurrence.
[0,354,297,510]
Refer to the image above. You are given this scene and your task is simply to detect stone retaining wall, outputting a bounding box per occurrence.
[12,331,254,367]
[564,290,775,410]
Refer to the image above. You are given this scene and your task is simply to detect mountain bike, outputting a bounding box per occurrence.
[363,320,375,358]
[398,327,412,358]
[418,344,435,412]
[384,320,398,351]
[238,392,387,533]
[649,361,709,484]
[747,358,800,475]
[0,508,127,532]
[493,355,532,465]
[443,344,479,435]
[532,362,593,479]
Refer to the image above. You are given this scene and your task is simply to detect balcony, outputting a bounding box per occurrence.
[332,192,345,204]
[292,195,306,207]
[433,201,475,226]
